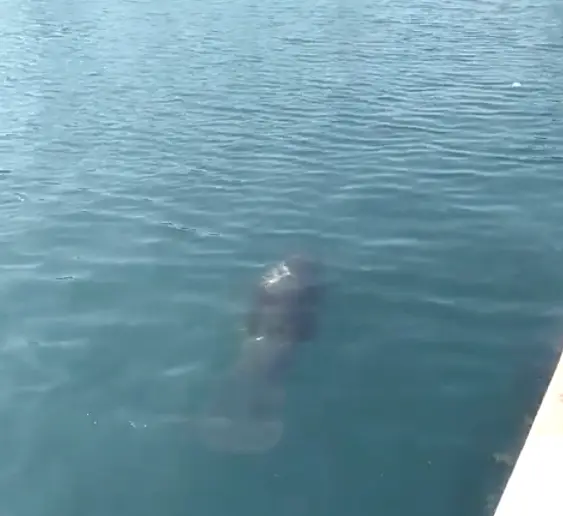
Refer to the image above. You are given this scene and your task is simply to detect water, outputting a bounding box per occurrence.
[1,0,563,513]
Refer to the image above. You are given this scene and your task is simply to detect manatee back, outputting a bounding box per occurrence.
[247,255,322,342]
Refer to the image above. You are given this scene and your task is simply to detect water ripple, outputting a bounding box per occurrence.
[1,0,563,514]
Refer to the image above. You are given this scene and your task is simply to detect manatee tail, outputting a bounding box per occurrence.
[197,370,286,454]
[196,416,284,454]
[112,410,283,454]
[130,413,284,453]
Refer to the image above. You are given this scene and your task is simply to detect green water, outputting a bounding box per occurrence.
[1,0,563,514]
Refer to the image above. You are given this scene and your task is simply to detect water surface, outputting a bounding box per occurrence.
[1,0,563,514]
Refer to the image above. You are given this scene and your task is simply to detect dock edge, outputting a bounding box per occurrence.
[493,350,563,516]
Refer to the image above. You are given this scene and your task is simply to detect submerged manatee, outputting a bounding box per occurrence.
[198,254,323,453]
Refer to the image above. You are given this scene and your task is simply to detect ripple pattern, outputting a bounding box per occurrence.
[1,0,563,515]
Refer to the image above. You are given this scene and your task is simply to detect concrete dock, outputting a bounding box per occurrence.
[493,351,563,516]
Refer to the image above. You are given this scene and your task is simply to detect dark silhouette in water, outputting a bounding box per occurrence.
[198,254,323,453]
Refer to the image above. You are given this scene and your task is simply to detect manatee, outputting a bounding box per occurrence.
[198,254,323,453]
